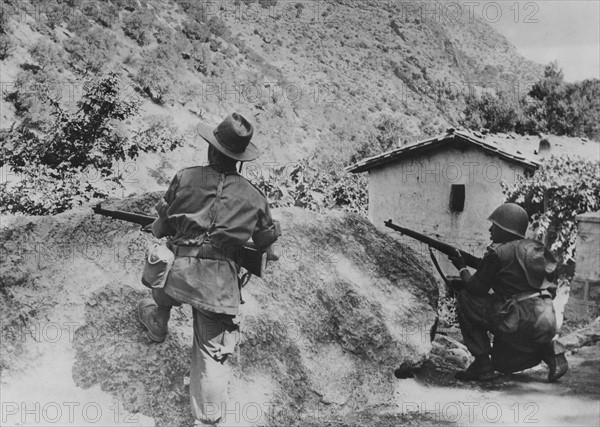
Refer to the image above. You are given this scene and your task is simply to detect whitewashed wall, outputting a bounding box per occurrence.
[368,146,528,274]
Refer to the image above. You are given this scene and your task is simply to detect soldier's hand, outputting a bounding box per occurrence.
[449,278,464,292]
[141,224,153,233]
[449,249,466,270]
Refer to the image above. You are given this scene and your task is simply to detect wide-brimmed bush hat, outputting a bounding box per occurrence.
[196,113,260,161]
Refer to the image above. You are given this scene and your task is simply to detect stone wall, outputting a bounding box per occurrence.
[565,211,600,322]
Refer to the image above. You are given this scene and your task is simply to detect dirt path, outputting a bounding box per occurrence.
[0,332,155,427]
[394,352,600,426]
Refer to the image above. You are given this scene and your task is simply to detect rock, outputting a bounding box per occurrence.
[559,317,600,349]
[430,333,472,370]
[3,200,439,426]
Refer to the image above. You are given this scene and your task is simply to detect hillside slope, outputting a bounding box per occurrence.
[0,0,543,195]
[1,198,439,426]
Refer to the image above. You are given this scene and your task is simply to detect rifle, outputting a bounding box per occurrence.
[93,204,276,277]
[384,220,482,269]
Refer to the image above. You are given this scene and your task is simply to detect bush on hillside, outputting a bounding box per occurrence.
[133,46,182,104]
[0,33,13,59]
[4,69,61,129]
[349,116,416,164]
[63,27,118,73]
[181,19,210,42]
[0,72,181,215]
[0,1,10,34]
[259,0,278,8]
[189,41,211,74]
[65,12,91,34]
[82,1,119,28]
[250,161,368,216]
[154,22,175,44]
[463,91,522,134]
[28,39,64,70]
[177,0,207,22]
[109,0,138,12]
[123,8,154,45]
[39,0,71,29]
[207,16,231,40]
[504,156,600,277]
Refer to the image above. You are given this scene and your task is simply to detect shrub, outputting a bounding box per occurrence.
[504,156,600,277]
[122,9,154,45]
[4,69,60,128]
[0,33,13,59]
[154,22,175,44]
[0,1,10,34]
[39,0,71,29]
[109,0,138,12]
[63,27,117,73]
[181,19,210,42]
[250,161,368,216]
[87,1,119,28]
[189,41,211,74]
[177,1,207,22]
[207,16,230,40]
[133,46,182,104]
[259,0,278,8]
[438,296,458,328]
[28,39,64,70]
[349,115,415,164]
[462,91,522,133]
[0,72,180,215]
[66,13,91,34]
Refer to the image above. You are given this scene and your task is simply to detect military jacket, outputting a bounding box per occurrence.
[465,239,558,350]
[152,165,279,315]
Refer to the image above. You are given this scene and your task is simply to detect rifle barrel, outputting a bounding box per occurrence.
[93,205,155,226]
[384,220,482,269]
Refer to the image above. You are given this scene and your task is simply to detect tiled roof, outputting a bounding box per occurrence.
[346,128,600,173]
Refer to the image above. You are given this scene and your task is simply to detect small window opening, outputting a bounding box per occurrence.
[450,184,465,212]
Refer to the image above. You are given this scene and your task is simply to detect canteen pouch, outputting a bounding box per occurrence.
[142,243,174,289]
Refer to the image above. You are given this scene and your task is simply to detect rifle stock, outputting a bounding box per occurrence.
[93,204,270,277]
[384,220,482,269]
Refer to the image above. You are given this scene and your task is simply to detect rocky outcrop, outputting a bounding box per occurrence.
[1,198,439,426]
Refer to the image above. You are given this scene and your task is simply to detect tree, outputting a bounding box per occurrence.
[462,91,521,133]
[504,156,600,277]
[0,72,182,215]
[461,62,600,141]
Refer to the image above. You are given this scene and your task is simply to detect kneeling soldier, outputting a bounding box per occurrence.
[449,203,568,382]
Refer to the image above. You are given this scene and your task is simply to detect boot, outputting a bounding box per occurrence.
[138,298,169,343]
[455,355,496,381]
[541,342,569,382]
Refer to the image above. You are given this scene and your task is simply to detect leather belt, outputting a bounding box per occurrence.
[172,244,234,261]
[515,289,552,302]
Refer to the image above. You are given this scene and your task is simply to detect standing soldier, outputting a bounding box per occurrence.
[137,113,281,426]
[448,203,568,382]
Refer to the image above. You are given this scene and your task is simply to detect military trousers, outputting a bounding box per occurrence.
[152,288,239,425]
[456,289,556,374]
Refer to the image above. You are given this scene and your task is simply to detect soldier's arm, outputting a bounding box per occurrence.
[251,200,281,249]
[461,251,499,296]
[151,172,180,238]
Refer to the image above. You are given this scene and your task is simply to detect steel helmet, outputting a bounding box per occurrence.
[487,203,529,238]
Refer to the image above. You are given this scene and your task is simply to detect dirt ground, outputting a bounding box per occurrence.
[2,284,598,427]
